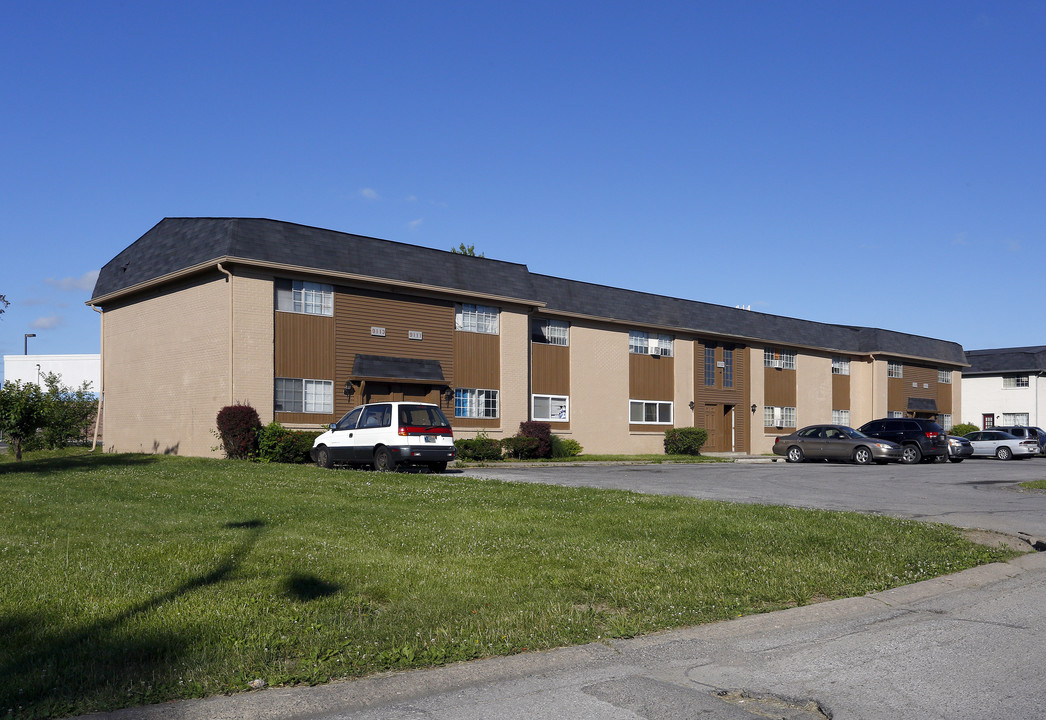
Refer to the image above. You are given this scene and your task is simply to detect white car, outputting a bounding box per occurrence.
[962,430,1039,461]
[311,401,456,472]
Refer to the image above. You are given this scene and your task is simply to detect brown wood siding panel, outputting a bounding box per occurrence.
[887,377,905,412]
[454,332,500,388]
[274,312,334,379]
[532,344,570,395]
[903,364,938,412]
[333,288,454,418]
[764,367,797,407]
[937,380,953,414]
[832,373,851,410]
[275,411,332,426]
[629,354,673,400]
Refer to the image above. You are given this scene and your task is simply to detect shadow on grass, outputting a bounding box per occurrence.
[285,572,341,602]
[0,452,163,476]
[0,519,267,719]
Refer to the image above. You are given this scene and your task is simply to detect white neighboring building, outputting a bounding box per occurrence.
[2,354,101,394]
[962,346,1046,429]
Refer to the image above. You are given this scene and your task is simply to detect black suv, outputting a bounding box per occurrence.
[857,418,947,464]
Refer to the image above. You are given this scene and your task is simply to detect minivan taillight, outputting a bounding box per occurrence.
[398,425,453,437]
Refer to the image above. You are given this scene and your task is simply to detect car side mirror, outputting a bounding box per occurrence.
[329,423,337,431]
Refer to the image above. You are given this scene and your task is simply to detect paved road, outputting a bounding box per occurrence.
[82,460,1046,720]
[462,458,1046,539]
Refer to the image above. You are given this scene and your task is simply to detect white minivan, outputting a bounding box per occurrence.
[311,401,456,472]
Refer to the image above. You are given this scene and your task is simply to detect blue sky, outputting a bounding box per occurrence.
[2,1,1043,375]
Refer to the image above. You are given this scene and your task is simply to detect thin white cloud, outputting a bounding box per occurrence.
[360,188,381,201]
[407,218,423,231]
[45,270,99,292]
[31,315,63,330]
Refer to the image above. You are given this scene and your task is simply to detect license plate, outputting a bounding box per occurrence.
[424,435,436,443]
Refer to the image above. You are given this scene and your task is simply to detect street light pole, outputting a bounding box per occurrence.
[24,333,36,355]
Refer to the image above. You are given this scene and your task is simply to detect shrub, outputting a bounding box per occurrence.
[215,404,262,460]
[664,427,708,455]
[949,423,978,437]
[0,380,45,460]
[518,421,553,459]
[550,435,583,458]
[455,432,503,461]
[39,372,97,449]
[258,422,318,463]
[500,435,540,460]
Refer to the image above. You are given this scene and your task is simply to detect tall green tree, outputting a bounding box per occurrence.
[0,380,45,460]
[451,243,484,257]
[39,372,97,449]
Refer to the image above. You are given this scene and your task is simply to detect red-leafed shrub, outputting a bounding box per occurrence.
[216,404,262,460]
[518,421,553,459]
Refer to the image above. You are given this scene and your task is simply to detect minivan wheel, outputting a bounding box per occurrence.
[901,445,922,464]
[996,446,1013,461]
[786,446,804,463]
[852,446,873,465]
[374,447,398,472]
[315,446,333,469]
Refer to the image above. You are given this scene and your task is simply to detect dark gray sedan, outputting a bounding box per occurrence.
[773,424,903,465]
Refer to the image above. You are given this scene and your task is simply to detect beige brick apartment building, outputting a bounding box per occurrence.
[88,218,966,457]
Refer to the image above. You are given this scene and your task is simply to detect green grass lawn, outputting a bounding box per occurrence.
[0,450,1015,719]
[1020,478,1046,490]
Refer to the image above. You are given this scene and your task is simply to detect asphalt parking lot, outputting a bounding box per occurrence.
[460,457,1046,540]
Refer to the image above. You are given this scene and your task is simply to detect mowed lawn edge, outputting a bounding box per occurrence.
[0,452,1016,719]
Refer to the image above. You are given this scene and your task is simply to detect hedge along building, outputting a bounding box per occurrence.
[88,218,967,457]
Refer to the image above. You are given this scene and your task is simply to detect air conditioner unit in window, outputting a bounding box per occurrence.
[769,359,782,369]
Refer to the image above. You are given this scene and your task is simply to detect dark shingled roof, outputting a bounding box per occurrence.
[964,346,1046,375]
[91,217,967,366]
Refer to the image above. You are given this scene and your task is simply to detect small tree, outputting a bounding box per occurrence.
[949,423,978,437]
[664,427,708,455]
[39,372,97,448]
[518,421,553,458]
[215,404,262,460]
[0,380,45,460]
[451,243,484,257]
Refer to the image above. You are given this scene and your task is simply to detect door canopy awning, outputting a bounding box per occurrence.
[906,397,938,413]
[350,354,446,383]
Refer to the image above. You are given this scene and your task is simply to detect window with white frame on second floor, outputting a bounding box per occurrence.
[887,361,903,378]
[1003,375,1030,389]
[722,347,733,387]
[764,406,796,427]
[764,348,796,370]
[275,279,333,316]
[832,357,850,375]
[455,304,499,334]
[629,331,673,356]
[531,318,569,345]
[532,394,569,422]
[938,369,952,384]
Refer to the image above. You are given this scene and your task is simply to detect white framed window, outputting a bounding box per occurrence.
[764,406,797,428]
[938,369,952,384]
[455,388,499,418]
[764,348,796,370]
[532,318,569,346]
[1001,413,1030,426]
[274,378,333,413]
[629,400,673,424]
[888,410,905,418]
[455,304,499,334]
[657,334,673,357]
[629,330,649,354]
[532,394,569,422]
[275,279,333,316]
[887,361,903,378]
[722,347,733,387]
[832,409,850,426]
[832,358,850,375]
[1003,376,1030,389]
[939,413,953,431]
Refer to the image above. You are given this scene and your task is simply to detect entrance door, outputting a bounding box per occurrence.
[703,404,735,452]
[982,414,995,430]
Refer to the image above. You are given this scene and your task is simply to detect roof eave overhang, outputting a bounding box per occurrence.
[87,256,546,309]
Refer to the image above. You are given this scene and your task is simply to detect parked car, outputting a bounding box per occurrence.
[773,424,902,464]
[311,401,456,472]
[857,418,947,464]
[940,435,974,463]
[991,426,1046,456]
[962,430,1039,460]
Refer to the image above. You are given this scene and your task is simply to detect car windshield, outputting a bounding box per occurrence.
[840,427,869,439]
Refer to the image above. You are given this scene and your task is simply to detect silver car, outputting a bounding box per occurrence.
[773,425,903,465]
[963,430,1040,460]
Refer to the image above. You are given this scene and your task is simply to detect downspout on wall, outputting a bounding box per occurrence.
[217,264,234,405]
[89,304,103,452]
